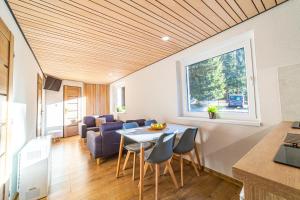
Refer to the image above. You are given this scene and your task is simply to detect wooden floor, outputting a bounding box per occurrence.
[47,136,241,200]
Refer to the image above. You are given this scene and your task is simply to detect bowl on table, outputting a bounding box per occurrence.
[149,123,167,130]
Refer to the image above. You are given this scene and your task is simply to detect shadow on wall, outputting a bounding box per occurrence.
[204,125,275,176]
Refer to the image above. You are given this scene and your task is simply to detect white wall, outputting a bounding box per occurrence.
[278,64,300,121]
[45,80,83,135]
[111,0,300,177]
[0,1,44,198]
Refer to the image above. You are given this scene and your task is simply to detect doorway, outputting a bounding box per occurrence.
[63,86,81,137]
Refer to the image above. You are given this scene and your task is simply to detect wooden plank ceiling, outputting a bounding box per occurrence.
[8,0,287,83]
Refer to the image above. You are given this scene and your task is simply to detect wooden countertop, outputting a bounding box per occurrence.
[233,122,300,197]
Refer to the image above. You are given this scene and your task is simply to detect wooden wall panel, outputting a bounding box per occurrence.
[84,84,96,116]
[84,83,110,116]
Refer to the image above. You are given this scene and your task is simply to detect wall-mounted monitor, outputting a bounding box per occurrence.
[43,75,62,91]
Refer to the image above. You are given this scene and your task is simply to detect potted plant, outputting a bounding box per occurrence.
[207,105,218,119]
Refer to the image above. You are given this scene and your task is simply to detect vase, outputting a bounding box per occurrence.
[208,112,216,119]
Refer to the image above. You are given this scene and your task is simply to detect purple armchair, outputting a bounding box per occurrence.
[79,116,99,139]
[87,121,123,159]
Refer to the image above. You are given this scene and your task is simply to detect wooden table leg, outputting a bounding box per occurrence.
[155,163,160,200]
[116,135,124,178]
[139,144,145,200]
[194,144,202,170]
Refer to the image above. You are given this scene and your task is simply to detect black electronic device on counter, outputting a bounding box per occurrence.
[291,121,300,129]
[274,133,300,168]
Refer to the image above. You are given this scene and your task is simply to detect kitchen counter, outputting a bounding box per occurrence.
[233,122,300,200]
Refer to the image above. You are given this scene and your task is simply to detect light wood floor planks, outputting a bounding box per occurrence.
[47,136,241,200]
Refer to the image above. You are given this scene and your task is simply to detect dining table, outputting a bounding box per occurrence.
[115,123,201,200]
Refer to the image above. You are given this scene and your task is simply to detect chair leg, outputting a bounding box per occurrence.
[188,152,199,176]
[133,152,136,180]
[96,158,100,165]
[180,154,184,187]
[122,151,131,171]
[194,145,202,170]
[144,162,149,176]
[155,164,160,200]
[166,160,179,189]
[139,162,149,187]
[163,165,168,175]
[163,156,172,175]
[149,164,154,172]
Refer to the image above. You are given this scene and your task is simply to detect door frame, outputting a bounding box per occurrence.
[0,18,14,200]
[36,73,43,137]
[63,85,82,137]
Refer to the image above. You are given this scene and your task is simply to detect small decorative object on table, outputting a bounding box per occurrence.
[149,123,167,130]
[207,105,218,119]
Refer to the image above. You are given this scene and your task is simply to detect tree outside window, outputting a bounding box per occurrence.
[187,48,248,113]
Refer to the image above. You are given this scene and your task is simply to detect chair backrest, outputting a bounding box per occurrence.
[144,119,157,126]
[145,133,175,164]
[173,128,198,154]
[122,122,139,129]
[125,119,146,126]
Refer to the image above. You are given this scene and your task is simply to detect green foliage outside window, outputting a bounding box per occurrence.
[116,105,126,113]
[207,105,218,113]
[187,48,247,109]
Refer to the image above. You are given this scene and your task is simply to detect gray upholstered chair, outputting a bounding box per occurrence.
[141,133,179,199]
[122,122,152,180]
[144,119,157,126]
[173,128,200,187]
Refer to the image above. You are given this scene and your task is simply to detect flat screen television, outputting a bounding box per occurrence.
[43,76,62,91]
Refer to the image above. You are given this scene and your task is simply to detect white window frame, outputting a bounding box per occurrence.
[113,82,126,113]
[179,33,259,122]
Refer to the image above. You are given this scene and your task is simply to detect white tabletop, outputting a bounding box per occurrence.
[116,123,196,143]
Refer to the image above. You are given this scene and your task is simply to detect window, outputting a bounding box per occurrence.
[180,36,258,122]
[116,86,125,113]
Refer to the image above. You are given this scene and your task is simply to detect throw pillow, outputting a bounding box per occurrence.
[96,117,106,127]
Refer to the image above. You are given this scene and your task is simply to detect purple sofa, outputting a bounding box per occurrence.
[87,121,123,159]
[79,115,121,139]
[86,118,148,159]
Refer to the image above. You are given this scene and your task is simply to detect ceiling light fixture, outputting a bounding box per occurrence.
[161,36,170,41]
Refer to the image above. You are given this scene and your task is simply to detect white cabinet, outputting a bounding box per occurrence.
[18,136,51,200]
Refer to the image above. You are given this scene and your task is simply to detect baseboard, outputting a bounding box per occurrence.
[203,167,242,187]
[173,155,242,187]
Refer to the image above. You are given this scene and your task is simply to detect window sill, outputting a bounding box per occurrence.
[116,112,126,114]
[177,116,261,127]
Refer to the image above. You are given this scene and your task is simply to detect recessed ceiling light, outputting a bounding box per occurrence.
[161,36,170,41]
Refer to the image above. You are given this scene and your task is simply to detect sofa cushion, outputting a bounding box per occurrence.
[96,117,106,127]
[100,121,123,132]
[126,119,146,127]
[87,127,100,132]
[84,116,96,128]
[100,114,115,122]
